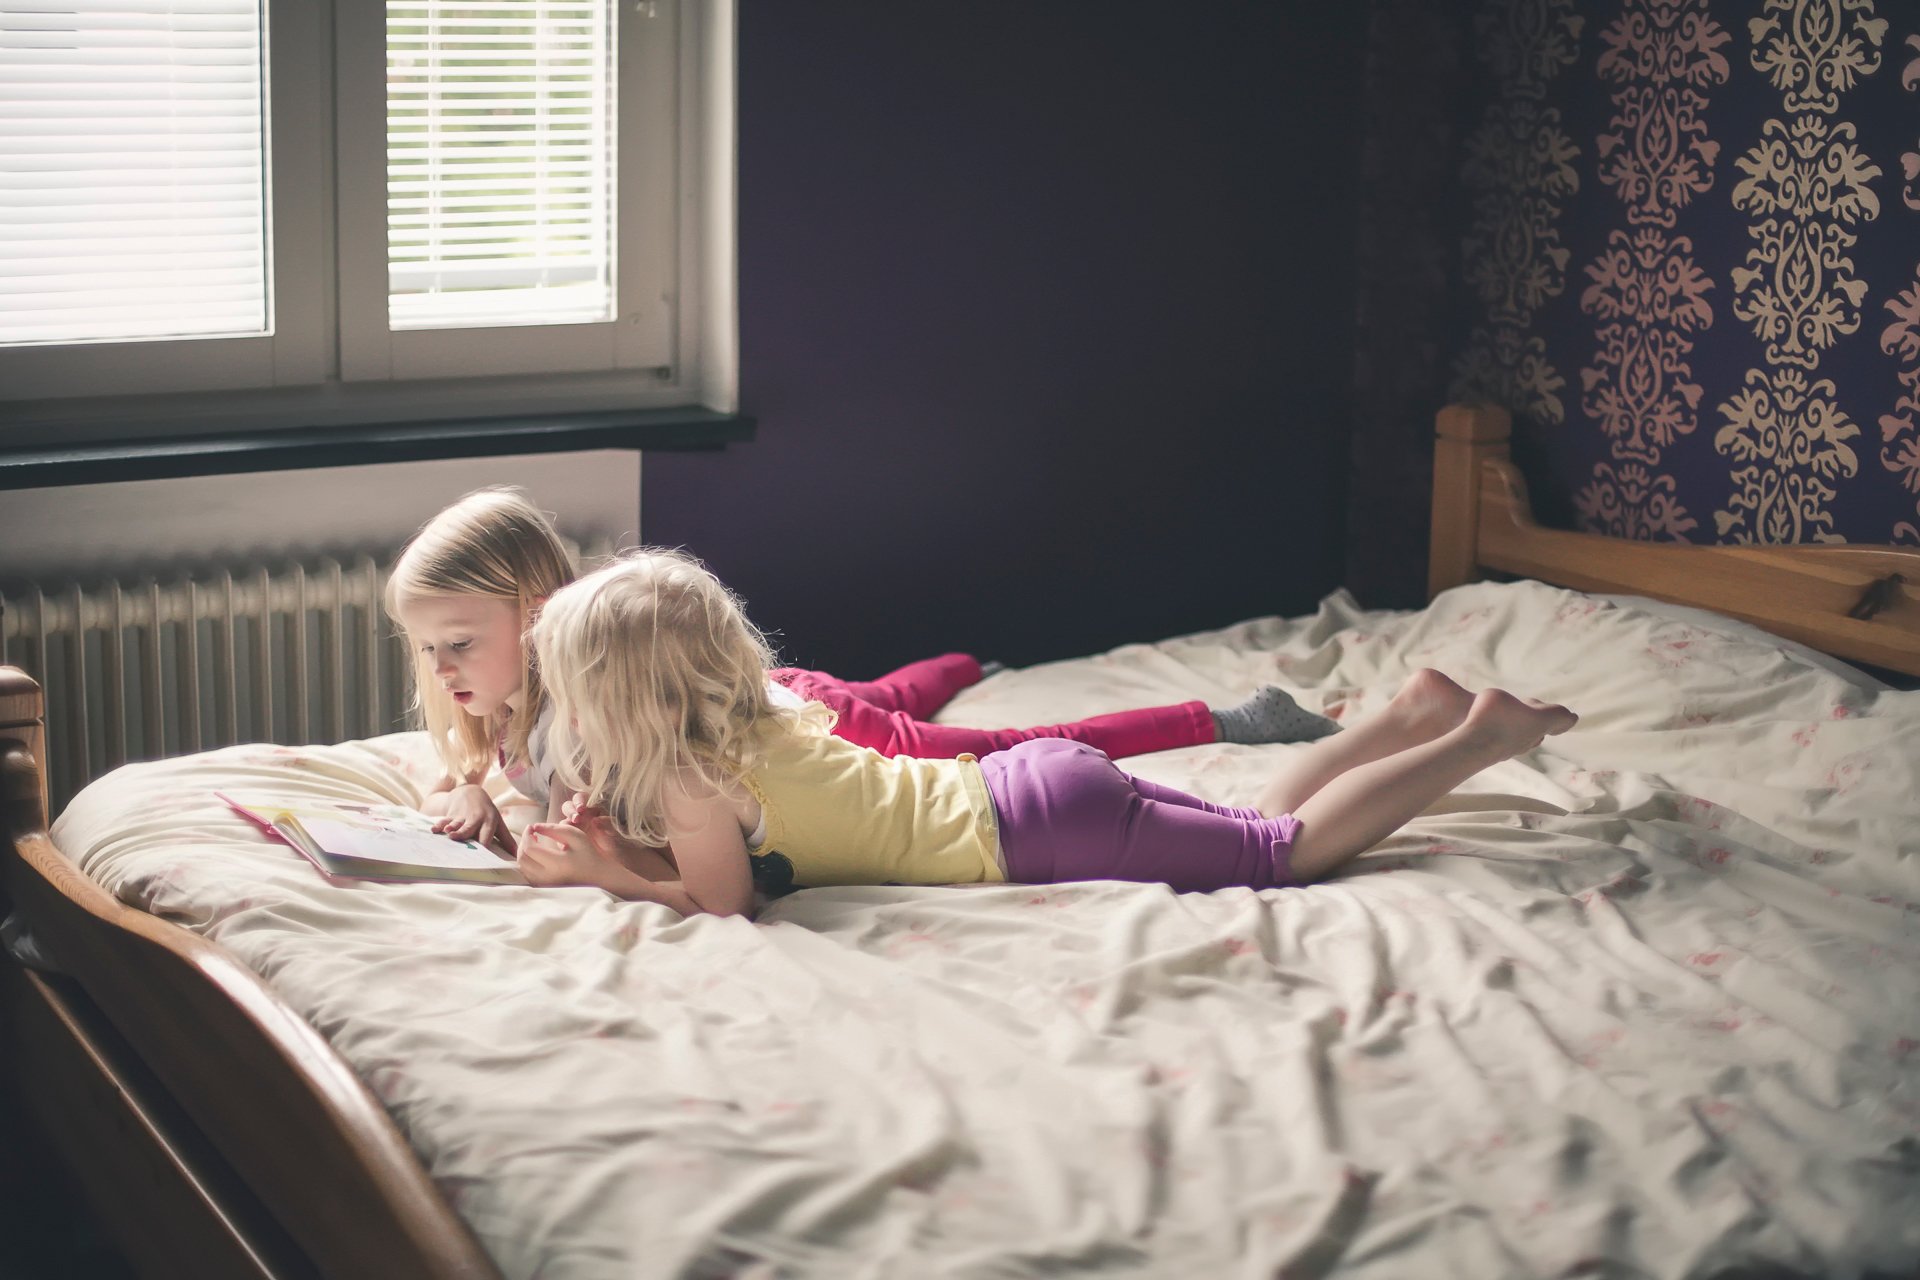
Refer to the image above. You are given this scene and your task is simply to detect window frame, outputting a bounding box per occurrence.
[0,0,734,443]
[335,0,678,383]
[0,0,329,403]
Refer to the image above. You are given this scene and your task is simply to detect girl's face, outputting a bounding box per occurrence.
[396,595,526,719]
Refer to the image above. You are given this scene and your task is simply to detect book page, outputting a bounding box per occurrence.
[296,814,514,871]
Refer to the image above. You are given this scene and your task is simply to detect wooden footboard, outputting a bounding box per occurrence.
[1427,405,1920,678]
[0,667,502,1280]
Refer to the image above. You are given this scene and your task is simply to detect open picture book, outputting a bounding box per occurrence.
[217,793,525,885]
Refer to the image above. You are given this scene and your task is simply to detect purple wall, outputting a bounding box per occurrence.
[642,3,1368,674]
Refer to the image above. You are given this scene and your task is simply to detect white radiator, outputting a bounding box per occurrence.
[1,556,411,815]
[2,539,614,815]
[3,532,617,814]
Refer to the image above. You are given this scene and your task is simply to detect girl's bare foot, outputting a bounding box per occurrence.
[1252,671,1541,822]
[1386,669,1476,739]
[1462,688,1578,755]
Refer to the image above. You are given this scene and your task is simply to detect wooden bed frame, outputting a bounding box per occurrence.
[0,669,501,1280]
[1429,403,1920,679]
[4,402,1919,1280]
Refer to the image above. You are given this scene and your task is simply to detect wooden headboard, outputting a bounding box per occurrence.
[1426,403,1920,678]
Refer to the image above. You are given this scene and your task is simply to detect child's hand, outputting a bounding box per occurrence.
[520,820,622,889]
[562,796,625,857]
[560,794,603,826]
[434,783,514,855]
[556,792,682,882]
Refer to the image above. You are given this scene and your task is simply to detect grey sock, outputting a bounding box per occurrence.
[1211,686,1339,744]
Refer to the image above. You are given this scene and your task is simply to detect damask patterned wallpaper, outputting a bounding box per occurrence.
[1449,0,1920,548]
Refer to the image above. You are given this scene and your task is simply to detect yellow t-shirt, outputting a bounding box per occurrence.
[740,722,1003,892]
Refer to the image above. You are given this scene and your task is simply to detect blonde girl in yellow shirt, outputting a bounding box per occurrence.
[519,550,1577,916]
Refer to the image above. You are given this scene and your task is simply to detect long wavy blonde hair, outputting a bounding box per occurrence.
[385,488,577,782]
[531,548,832,846]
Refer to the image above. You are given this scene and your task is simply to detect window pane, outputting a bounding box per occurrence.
[0,0,269,347]
[387,0,615,331]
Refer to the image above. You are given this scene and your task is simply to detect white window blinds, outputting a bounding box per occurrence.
[0,0,268,347]
[386,0,615,331]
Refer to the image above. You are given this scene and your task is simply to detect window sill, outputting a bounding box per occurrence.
[0,407,753,492]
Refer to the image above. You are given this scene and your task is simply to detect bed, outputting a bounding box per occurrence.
[4,403,1918,1280]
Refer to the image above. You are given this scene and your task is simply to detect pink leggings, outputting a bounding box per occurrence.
[770,653,1215,761]
[981,739,1301,891]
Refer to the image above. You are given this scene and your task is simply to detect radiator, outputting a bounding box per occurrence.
[0,542,607,816]
[0,556,407,815]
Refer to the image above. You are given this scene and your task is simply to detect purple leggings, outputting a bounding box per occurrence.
[979,739,1301,893]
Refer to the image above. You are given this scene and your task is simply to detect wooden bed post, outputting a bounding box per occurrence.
[1428,403,1513,599]
[0,666,49,837]
[2,663,505,1280]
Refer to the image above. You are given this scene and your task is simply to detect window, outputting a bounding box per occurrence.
[388,4,618,333]
[0,0,323,400]
[0,1,270,347]
[0,0,734,432]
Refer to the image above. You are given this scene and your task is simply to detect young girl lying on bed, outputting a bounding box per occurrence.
[516,549,1579,913]
[385,489,1336,853]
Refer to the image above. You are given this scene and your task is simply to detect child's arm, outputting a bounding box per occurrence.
[519,825,706,913]
[420,773,459,815]
[520,778,752,917]
[655,777,756,917]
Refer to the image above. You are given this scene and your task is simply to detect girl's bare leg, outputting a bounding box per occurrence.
[1256,669,1475,817]
[1284,688,1578,882]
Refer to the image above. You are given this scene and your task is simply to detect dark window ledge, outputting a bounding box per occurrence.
[0,407,753,491]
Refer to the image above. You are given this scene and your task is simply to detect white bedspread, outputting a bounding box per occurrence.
[53,582,1920,1279]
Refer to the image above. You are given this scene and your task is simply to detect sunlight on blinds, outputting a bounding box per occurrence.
[387,0,615,331]
[0,0,269,347]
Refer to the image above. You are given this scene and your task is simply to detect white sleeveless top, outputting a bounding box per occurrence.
[501,702,557,806]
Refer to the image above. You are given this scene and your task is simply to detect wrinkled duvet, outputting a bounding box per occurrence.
[53,582,1920,1279]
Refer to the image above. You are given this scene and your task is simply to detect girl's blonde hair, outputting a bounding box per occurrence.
[532,548,831,846]
[385,488,577,781]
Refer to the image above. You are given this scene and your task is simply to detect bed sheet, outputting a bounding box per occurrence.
[51,581,1920,1280]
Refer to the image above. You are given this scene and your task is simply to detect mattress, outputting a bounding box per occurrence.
[51,581,1920,1279]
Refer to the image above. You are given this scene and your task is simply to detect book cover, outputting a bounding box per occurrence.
[217,793,526,886]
